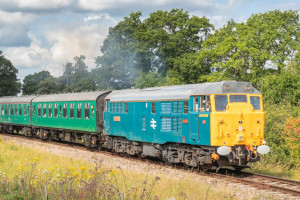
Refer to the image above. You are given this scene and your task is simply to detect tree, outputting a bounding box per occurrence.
[22,71,52,95]
[37,77,60,94]
[94,12,145,90]
[199,10,300,87]
[94,9,214,90]
[135,72,165,88]
[260,51,300,106]
[141,9,213,75]
[60,55,96,92]
[0,51,21,96]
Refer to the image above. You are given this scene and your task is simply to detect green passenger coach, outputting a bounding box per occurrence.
[0,96,36,134]
[31,91,110,146]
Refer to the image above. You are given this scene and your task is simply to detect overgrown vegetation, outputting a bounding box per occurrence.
[0,138,251,199]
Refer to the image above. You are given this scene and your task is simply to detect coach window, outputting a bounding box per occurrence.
[54,104,58,117]
[43,104,47,117]
[48,104,52,118]
[77,103,82,119]
[5,105,7,115]
[70,103,74,119]
[23,104,26,116]
[15,105,18,115]
[1,106,4,115]
[91,105,94,117]
[63,103,67,118]
[19,105,22,116]
[38,104,41,117]
[151,102,156,114]
[84,103,90,119]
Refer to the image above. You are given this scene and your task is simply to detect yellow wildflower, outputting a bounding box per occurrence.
[110,170,116,175]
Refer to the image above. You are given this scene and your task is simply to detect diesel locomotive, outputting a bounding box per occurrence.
[0,81,270,170]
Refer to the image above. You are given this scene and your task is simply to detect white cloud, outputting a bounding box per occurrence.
[45,22,110,70]
[4,33,52,68]
[78,0,136,11]
[0,0,72,11]
[77,0,216,11]
[3,12,116,79]
[84,13,117,23]
[0,11,35,46]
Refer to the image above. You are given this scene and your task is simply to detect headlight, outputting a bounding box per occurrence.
[257,145,270,154]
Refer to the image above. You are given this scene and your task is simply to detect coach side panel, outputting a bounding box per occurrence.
[31,101,97,133]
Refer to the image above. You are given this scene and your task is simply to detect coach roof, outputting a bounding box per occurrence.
[32,91,109,103]
[106,81,261,102]
[0,95,37,104]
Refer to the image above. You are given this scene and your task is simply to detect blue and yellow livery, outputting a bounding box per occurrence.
[103,81,270,170]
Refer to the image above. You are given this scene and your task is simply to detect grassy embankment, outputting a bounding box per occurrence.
[0,136,250,200]
[248,159,300,181]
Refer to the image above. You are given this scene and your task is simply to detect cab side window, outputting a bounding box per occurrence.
[215,95,228,111]
[250,96,261,110]
[193,96,198,112]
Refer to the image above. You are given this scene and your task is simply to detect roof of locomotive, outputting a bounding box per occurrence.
[32,91,109,103]
[0,95,37,104]
[106,81,261,102]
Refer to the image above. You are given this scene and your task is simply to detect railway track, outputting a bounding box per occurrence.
[2,133,300,199]
[211,169,300,198]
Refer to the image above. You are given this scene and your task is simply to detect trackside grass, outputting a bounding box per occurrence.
[248,159,300,181]
[0,136,272,200]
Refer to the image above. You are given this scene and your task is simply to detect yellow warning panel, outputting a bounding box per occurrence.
[199,114,209,117]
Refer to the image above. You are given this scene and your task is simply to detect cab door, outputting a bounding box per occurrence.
[189,96,199,143]
[198,95,211,145]
[189,95,211,145]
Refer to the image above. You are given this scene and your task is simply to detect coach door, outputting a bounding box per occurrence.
[190,95,211,145]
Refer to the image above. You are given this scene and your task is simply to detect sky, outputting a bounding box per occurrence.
[0,0,299,82]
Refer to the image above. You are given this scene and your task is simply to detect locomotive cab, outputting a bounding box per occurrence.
[209,91,270,168]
